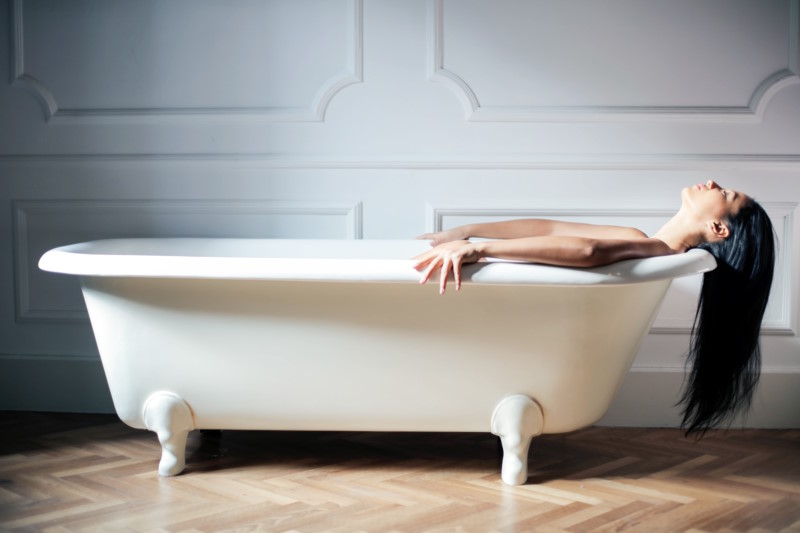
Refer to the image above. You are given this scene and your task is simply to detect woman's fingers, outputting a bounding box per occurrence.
[418,253,460,293]
[412,249,435,269]
[440,255,451,294]
[416,230,466,247]
[416,233,442,246]
[419,255,440,285]
[414,251,452,291]
[412,255,428,270]
[413,240,475,293]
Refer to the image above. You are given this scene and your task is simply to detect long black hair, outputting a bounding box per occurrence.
[680,199,776,435]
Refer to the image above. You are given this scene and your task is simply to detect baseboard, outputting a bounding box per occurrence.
[598,370,800,429]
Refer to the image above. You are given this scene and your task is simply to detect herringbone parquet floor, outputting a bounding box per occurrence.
[1,412,798,532]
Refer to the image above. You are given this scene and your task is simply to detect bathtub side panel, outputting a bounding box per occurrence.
[81,277,671,434]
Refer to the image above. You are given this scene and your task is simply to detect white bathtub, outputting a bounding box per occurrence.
[40,238,715,485]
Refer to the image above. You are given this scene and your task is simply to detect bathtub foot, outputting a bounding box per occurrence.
[491,395,544,486]
[143,392,195,476]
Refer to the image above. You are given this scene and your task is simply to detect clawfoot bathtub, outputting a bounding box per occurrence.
[40,239,715,484]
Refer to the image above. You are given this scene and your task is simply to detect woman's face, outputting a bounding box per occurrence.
[682,180,749,222]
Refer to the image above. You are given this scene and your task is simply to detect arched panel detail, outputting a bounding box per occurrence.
[10,0,363,123]
[428,0,800,123]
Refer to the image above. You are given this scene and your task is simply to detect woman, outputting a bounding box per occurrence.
[414,180,776,434]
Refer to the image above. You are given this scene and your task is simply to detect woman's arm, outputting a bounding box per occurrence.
[418,219,647,245]
[413,236,675,294]
[474,235,673,267]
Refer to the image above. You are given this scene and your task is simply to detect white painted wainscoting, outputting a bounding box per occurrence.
[1,0,799,427]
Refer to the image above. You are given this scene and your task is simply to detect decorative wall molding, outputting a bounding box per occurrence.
[428,0,800,123]
[13,199,364,322]
[426,203,796,335]
[9,0,363,123]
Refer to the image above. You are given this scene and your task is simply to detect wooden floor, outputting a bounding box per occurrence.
[1,413,799,532]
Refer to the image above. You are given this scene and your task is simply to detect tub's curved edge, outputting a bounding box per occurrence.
[39,239,717,286]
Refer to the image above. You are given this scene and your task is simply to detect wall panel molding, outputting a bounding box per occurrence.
[13,199,364,323]
[426,203,796,335]
[428,0,800,123]
[10,0,363,123]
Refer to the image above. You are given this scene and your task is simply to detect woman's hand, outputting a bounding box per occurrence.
[416,227,469,247]
[412,240,482,294]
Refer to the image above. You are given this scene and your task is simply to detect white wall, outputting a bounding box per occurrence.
[1,0,798,426]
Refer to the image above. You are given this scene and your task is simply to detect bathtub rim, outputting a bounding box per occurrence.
[39,238,717,286]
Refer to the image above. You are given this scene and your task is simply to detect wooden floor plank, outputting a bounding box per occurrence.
[1,412,799,531]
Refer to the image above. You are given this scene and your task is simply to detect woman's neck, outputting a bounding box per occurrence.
[653,211,705,252]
